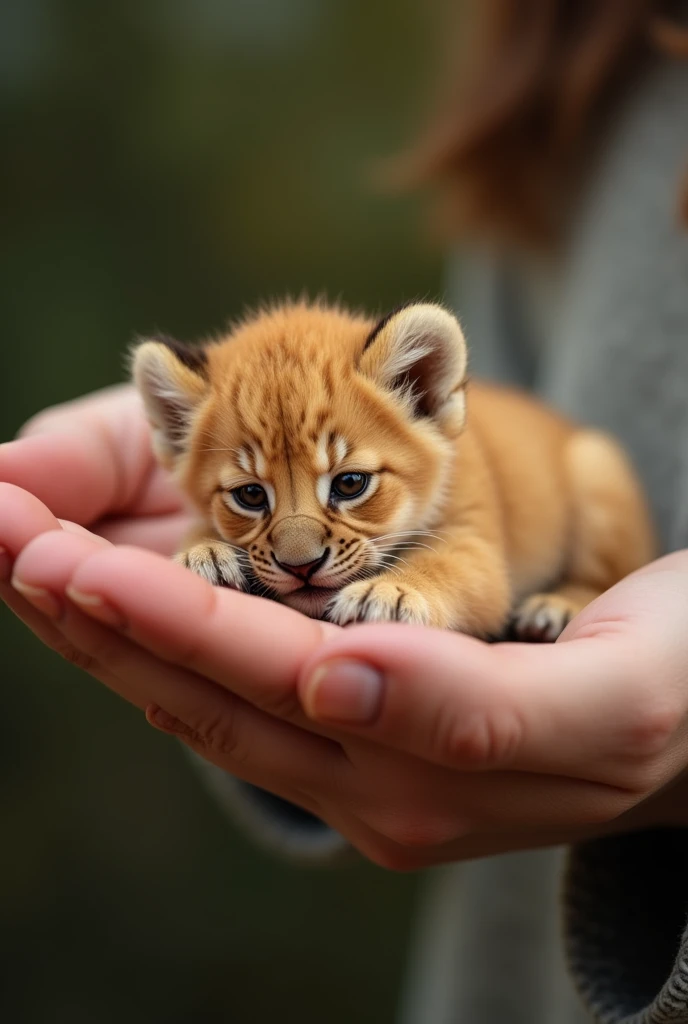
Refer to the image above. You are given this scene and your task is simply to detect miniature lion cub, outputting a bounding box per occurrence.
[132,300,654,639]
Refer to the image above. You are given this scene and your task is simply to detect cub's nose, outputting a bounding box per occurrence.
[274,550,329,580]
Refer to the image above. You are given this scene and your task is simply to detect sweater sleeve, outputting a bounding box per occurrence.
[564,831,688,1024]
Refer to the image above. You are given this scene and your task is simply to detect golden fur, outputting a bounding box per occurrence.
[132,300,655,639]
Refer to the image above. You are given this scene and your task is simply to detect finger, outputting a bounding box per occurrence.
[11,528,117,619]
[362,820,608,872]
[338,738,637,856]
[0,484,110,586]
[446,766,637,830]
[18,383,132,437]
[0,434,121,525]
[59,520,112,544]
[2,386,182,524]
[1,580,73,654]
[95,512,191,553]
[58,543,338,719]
[11,530,344,807]
[0,496,107,646]
[0,483,63,560]
[296,608,668,784]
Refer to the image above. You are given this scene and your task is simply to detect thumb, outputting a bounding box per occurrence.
[297,573,681,781]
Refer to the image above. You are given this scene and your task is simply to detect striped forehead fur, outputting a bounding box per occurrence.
[236,442,267,478]
[315,430,349,473]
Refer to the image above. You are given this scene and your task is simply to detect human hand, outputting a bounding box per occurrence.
[0,385,190,552]
[3,478,688,871]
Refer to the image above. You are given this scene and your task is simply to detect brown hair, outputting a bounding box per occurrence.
[401,0,688,247]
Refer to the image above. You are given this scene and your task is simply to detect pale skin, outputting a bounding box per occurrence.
[3,385,688,870]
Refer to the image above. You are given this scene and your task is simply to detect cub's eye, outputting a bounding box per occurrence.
[232,484,268,510]
[331,472,369,500]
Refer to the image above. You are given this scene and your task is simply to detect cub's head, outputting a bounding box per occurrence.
[132,301,467,617]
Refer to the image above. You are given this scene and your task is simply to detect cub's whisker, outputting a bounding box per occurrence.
[374,530,448,544]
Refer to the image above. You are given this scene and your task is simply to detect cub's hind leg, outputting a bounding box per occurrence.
[513,430,656,642]
[512,583,604,643]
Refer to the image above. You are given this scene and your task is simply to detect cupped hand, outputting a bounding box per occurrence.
[3,479,688,871]
[0,385,189,552]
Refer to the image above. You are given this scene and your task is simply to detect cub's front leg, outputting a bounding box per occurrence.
[327,574,441,629]
[326,533,512,637]
[175,524,251,591]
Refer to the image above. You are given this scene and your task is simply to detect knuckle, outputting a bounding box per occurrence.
[53,640,97,673]
[622,691,684,760]
[190,711,249,764]
[604,683,686,794]
[438,708,523,769]
[78,629,128,675]
[635,705,682,755]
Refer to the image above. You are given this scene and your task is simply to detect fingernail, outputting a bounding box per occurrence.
[303,659,383,724]
[11,577,63,619]
[0,546,11,583]
[66,585,127,629]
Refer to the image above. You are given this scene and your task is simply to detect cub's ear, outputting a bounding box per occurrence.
[358,303,468,434]
[131,335,209,465]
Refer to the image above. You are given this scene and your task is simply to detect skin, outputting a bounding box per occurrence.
[2,385,688,871]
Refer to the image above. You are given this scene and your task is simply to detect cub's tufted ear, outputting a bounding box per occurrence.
[131,335,209,466]
[359,303,468,435]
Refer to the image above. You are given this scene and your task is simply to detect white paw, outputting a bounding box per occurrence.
[175,542,249,591]
[327,578,433,626]
[511,594,574,643]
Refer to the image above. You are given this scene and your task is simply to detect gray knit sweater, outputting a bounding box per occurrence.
[195,47,688,1024]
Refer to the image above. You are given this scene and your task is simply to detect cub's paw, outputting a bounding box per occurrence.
[511,593,576,643]
[175,542,249,591]
[327,578,437,627]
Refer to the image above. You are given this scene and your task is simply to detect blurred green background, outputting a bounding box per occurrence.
[0,1,446,1021]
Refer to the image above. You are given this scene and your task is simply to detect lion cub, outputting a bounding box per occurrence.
[132,300,654,640]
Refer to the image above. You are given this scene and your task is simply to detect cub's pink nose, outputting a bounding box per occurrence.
[274,550,328,580]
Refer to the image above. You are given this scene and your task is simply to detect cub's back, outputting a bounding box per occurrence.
[466,382,576,596]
